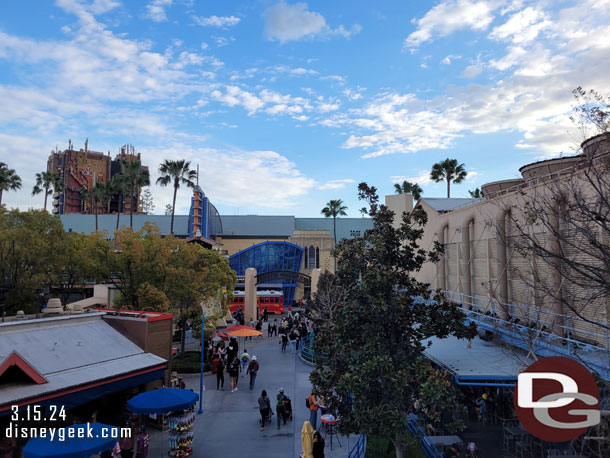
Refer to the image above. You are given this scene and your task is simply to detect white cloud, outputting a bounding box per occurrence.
[459,65,483,78]
[489,7,551,44]
[200,42,208,50]
[145,0,172,23]
[441,54,461,65]
[392,171,433,186]
[215,37,229,47]
[318,179,355,190]
[405,0,504,48]
[192,15,241,28]
[262,2,361,42]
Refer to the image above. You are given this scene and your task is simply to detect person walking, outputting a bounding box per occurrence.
[289,328,298,354]
[240,349,250,377]
[307,391,320,430]
[258,390,272,431]
[267,321,273,338]
[247,355,259,390]
[229,356,240,392]
[263,307,268,322]
[135,425,149,458]
[118,421,135,458]
[280,331,289,352]
[272,319,278,337]
[227,338,238,365]
[215,355,225,390]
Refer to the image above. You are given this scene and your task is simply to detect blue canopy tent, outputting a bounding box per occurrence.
[127,388,199,457]
[23,423,120,458]
[127,388,198,414]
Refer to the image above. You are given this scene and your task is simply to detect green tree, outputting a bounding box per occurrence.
[90,182,108,232]
[0,162,22,207]
[468,188,483,198]
[121,160,150,228]
[110,174,128,231]
[430,158,467,198]
[165,204,173,215]
[394,180,423,201]
[156,160,197,234]
[32,171,61,211]
[309,183,476,458]
[0,209,65,314]
[141,187,155,214]
[321,199,348,272]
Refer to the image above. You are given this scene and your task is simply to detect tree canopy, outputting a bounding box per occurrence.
[430,158,467,198]
[309,183,476,458]
[394,180,423,201]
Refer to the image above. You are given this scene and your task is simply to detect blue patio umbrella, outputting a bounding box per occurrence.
[127,388,199,414]
[23,423,119,458]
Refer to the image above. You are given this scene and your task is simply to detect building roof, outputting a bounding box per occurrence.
[219,215,295,237]
[60,214,190,236]
[419,198,477,213]
[0,313,166,408]
[295,217,373,240]
[424,335,531,385]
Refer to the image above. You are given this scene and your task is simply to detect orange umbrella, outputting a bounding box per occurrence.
[227,328,262,337]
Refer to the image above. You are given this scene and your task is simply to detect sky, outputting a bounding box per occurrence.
[1,0,609,217]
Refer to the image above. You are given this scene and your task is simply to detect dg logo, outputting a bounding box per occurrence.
[514,356,600,442]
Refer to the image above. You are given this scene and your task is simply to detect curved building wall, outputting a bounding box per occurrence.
[229,241,304,306]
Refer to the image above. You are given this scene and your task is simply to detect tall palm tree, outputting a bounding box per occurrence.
[32,171,61,211]
[90,182,107,232]
[430,158,468,198]
[79,187,92,214]
[122,160,150,228]
[110,174,128,230]
[321,199,348,272]
[394,180,423,201]
[156,160,197,234]
[0,162,22,206]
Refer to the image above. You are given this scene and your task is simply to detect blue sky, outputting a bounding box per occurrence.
[1,0,609,216]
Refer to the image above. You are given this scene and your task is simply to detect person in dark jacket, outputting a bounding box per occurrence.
[229,357,240,392]
[258,389,272,430]
[312,430,325,458]
[215,356,225,390]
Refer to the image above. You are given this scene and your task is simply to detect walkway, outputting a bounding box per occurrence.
[147,324,354,457]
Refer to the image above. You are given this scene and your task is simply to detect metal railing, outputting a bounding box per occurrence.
[347,434,367,458]
[441,290,610,380]
[406,413,443,458]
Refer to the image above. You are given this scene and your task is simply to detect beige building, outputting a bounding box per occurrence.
[408,133,610,346]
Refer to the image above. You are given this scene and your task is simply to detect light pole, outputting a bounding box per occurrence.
[198,310,204,414]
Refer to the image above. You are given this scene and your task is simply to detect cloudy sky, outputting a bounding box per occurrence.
[1,0,609,216]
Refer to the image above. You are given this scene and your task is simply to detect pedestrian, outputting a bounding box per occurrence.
[249,318,255,340]
[289,328,297,353]
[267,321,273,338]
[229,356,240,392]
[227,338,238,365]
[295,328,301,351]
[118,421,135,458]
[272,319,278,337]
[307,391,320,430]
[280,331,289,352]
[135,425,149,458]
[256,319,263,339]
[258,389,271,431]
[263,307,268,322]
[312,430,325,458]
[217,342,226,363]
[240,349,251,377]
[179,377,186,389]
[247,355,259,390]
[215,355,225,390]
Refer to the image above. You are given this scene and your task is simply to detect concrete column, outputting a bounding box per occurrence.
[495,208,509,319]
[245,268,257,323]
[310,268,321,296]
[461,218,474,297]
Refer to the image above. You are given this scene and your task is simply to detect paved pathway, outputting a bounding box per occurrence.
[147,327,354,458]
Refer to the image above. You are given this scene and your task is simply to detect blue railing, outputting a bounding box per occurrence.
[300,335,328,364]
[406,414,443,458]
[441,291,610,381]
[347,434,366,458]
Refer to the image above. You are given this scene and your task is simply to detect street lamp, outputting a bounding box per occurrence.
[198,310,204,415]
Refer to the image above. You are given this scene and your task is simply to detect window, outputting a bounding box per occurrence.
[308,246,316,269]
[316,247,320,269]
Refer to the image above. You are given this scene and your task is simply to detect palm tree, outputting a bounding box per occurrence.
[468,188,484,198]
[156,160,197,234]
[430,158,468,198]
[0,162,22,206]
[90,182,108,232]
[122,160,150,228]
[321,199,348,272]
[79,187,92,214]
[394,180,423,201]
[32,171,61,211]
[110,174,128,230]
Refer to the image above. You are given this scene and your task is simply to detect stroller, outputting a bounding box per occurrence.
[276,392,293,429]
